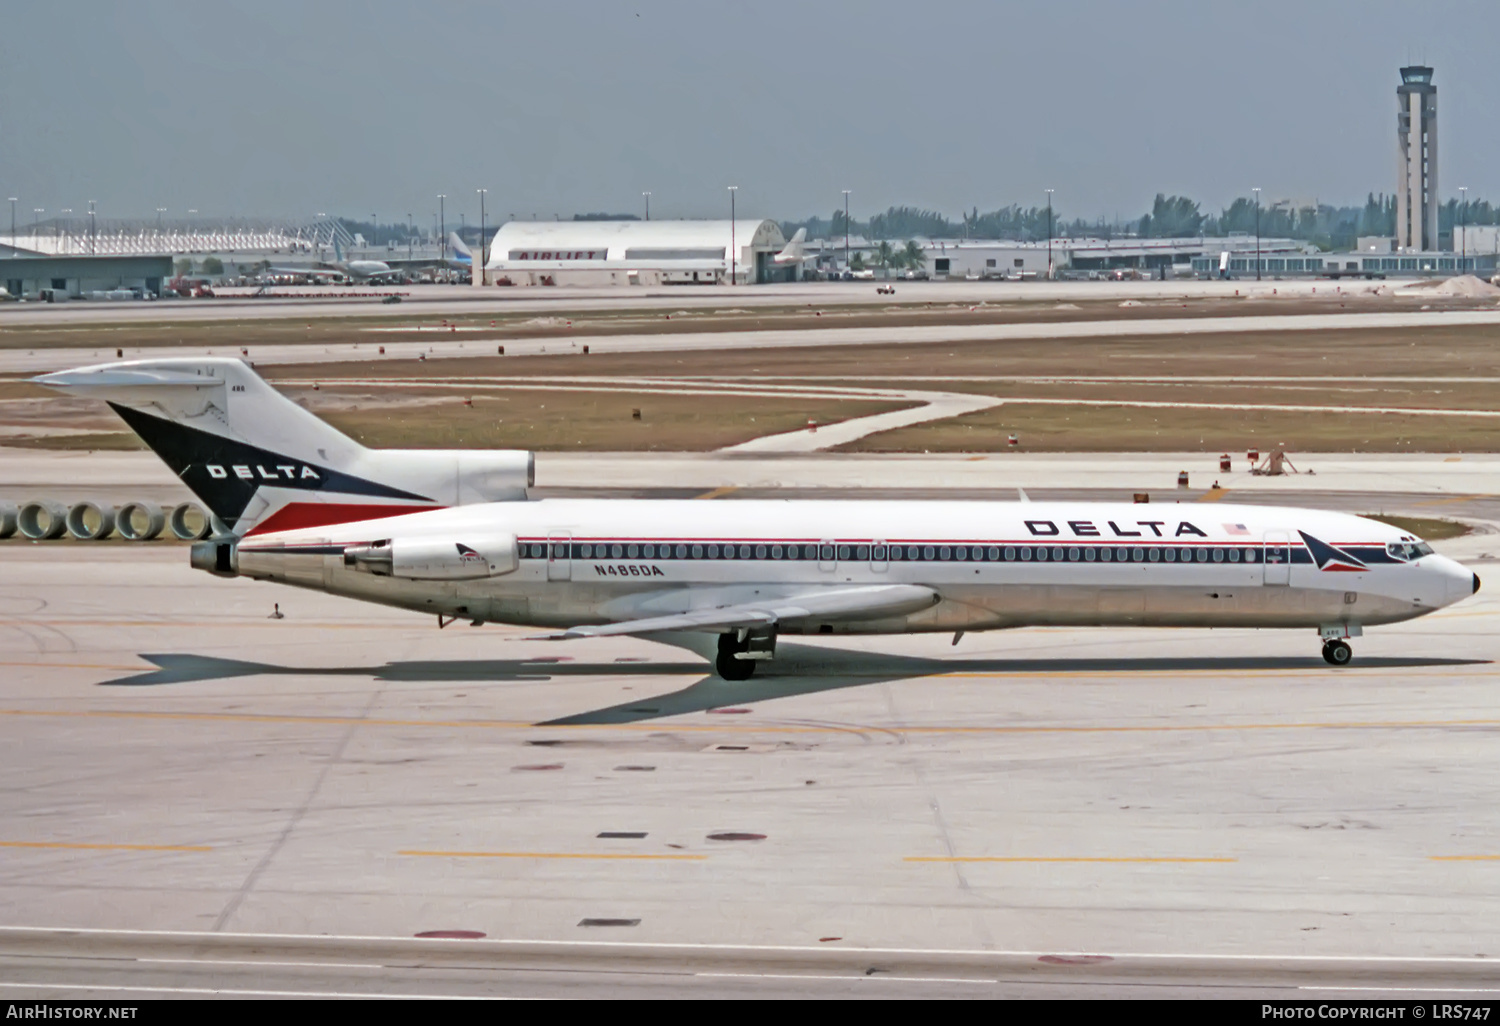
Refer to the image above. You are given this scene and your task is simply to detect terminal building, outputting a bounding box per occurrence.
[480,220,791,286]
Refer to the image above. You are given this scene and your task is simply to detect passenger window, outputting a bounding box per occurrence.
[1020,547,1031,561]
[1085,548,1096,561]
[923,546,935,560]
[954,546,967,561]
[838,545,851,560]
[1133,548,1144,562]
[1244,548,1258,562]
[1212,548,1224,562]
[1068,546,1080,561]
[821,544,835,560]
[1099,548,1111,562]
[872,545,887,560]
[1036,547,1049,562]
[856,545,870,560]
[939,546,951,560]
[643,544,655,558]
[771,544,783,559]
[755,545,767,559]
[676,544,687,558]
[580,544,593,558]
[611,544,623,558]
[1229,548,1240,562]
[1194,548,1207,562]
[739,545,751,558]
[1150,548,1162,562]
[691,544,703,558]
[1003,546,1015,561]
[988,546,1000,561]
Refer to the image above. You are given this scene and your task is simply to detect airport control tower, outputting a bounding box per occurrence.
[1396,65,1438,251]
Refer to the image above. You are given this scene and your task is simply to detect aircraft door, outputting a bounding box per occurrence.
[547,531,571,582]
[1263,530,1290,586]
[818,539,836,573]
[871,540,889,573]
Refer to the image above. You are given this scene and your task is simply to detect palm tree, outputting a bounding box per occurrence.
[876,240,894,269]
[902,240,924,271]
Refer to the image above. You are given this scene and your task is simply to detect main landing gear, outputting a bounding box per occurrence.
[716,628,776,681]
[1322,639,1353,667]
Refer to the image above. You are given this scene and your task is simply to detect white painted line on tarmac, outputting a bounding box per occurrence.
[697,972,995,984]
[0,981,504,999]
[1301,986,1500,994]
[138,957,385,969]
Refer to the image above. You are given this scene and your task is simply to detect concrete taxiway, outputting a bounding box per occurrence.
[0,278,1417,327]
[0,518,1497,996]
[6,308,1500,375]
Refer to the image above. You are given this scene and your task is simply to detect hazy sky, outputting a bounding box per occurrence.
[2,1,1496,226]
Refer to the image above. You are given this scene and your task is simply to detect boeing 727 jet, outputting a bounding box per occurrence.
[37,358,1479,679]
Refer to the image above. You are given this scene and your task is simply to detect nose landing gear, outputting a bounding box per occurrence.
[1322,639,1353,666]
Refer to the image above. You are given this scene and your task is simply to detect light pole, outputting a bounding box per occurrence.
[842,189,851,275]
[1252,187,1261,282]
[88,200,96,255]
[727,186,738,285]
[437,194,445,258]
[1045,188,1054,280]
[59,209,70,251]
[7,198,14,256]
[156,208,166,234]
[32,209,42,241]
[407,213,413,261]
[1459,186,1468,267]
[643,191,650,221]
[477,188,487,285]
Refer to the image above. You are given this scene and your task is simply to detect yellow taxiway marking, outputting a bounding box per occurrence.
[905,856,1236,864]
[1197,487,1230,502]
[1413,494,1487,507]
[694,485,740,500]
[1429,855,1500,862]
[0,841,211,853]
[399,850,707,861]
[2,707,1499,737]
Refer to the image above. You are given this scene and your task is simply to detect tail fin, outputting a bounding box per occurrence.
[334,237,347,263]
[447,231,473,264]
[774,227,807,265]
[34,358,532,537]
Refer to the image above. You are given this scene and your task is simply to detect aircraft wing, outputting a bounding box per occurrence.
[541,583,938,639]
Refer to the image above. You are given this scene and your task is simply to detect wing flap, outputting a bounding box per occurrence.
[545,584,938,639]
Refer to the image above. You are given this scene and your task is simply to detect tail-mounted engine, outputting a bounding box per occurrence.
[343,536,517,580]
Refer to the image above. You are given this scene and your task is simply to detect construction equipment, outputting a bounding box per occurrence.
[1250,448,1299,476]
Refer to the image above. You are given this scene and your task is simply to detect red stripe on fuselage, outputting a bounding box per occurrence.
[245,502,445,536]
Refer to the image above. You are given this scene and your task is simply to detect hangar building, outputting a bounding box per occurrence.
[481,220,790,286]
[1,249,175,300]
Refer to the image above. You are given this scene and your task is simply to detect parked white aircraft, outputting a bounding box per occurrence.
[267,238,402,283]
[37,358,1479,679]
[773,227,813,266]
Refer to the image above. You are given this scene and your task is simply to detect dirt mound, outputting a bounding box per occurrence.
[1433,274,1500,298]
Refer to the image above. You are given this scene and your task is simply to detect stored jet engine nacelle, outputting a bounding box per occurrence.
[344,536,518,580]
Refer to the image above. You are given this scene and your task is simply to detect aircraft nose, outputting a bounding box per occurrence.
[1475,573,1482,595]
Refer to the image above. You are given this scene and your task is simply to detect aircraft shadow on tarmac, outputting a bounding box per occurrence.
[98,645,1489,726]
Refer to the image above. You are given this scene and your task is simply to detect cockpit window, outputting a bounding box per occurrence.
[1387,541,1435,560]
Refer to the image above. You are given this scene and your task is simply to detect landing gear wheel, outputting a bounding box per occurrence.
[716,634,756,681]
[1322,639,1353,667]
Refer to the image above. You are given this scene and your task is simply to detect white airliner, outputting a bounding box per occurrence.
[267,238,403,283]
[773,227,813,266]
[37,358,1479,679]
